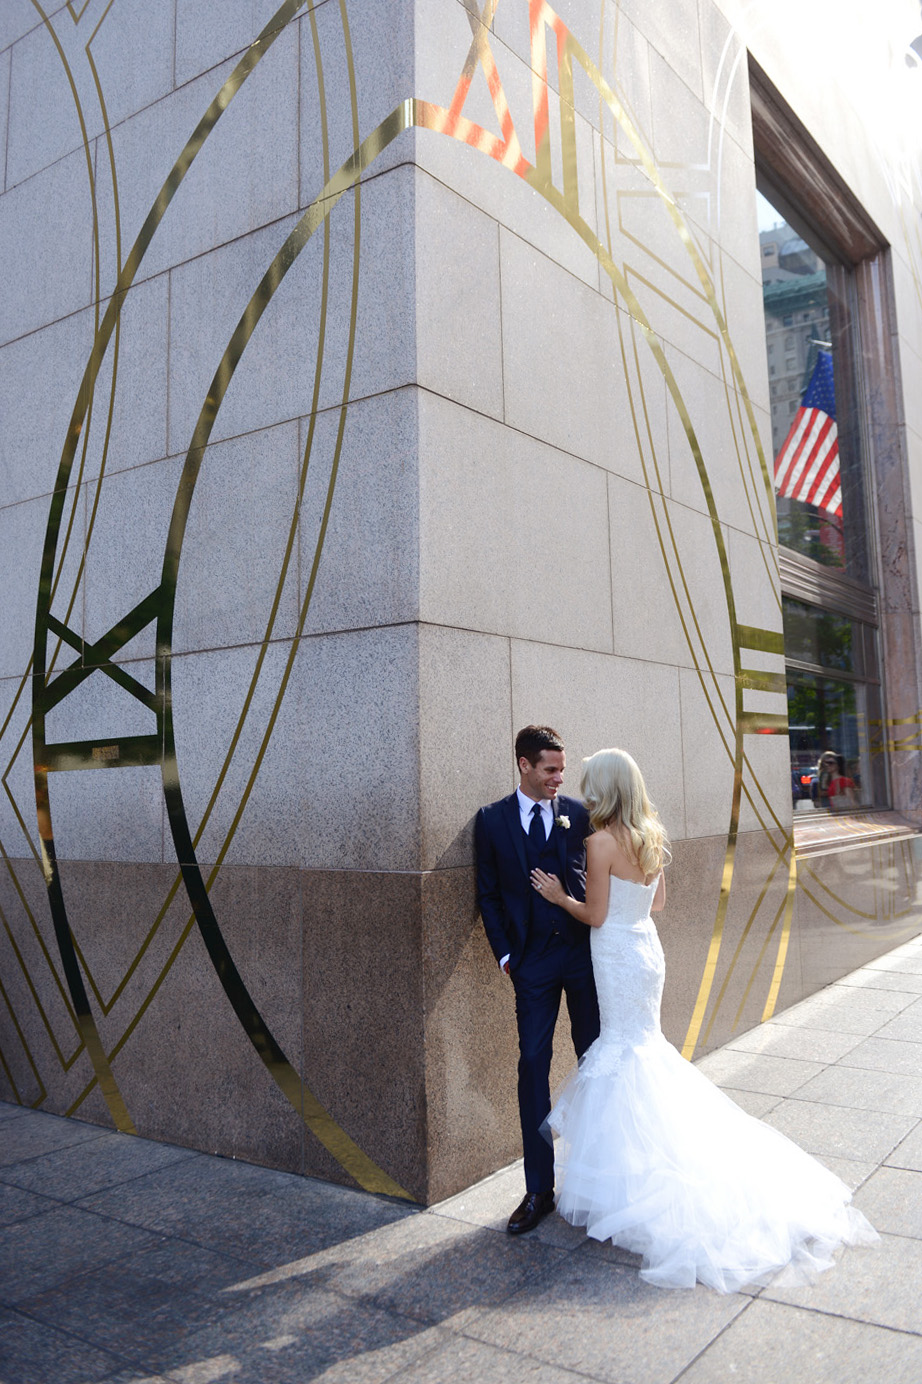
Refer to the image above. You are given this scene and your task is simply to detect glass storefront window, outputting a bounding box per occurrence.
[753,71,898,828]
[782,597,886,813]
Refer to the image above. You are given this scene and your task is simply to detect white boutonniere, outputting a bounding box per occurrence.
[556,814,570,830]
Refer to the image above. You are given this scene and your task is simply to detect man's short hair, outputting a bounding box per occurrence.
[515,724,565,767]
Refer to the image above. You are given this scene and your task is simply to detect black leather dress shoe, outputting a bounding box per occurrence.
[507,1190,555,1235]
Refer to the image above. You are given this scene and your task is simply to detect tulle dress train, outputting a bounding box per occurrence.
[547,875,877,1293]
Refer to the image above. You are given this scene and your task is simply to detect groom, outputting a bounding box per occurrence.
[475,725,600,1234]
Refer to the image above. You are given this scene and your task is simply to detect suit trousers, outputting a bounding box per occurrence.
[512,934,600,1193]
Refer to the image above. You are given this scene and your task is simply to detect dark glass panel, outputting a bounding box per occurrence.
[786,670,885,813]
[781,598,863,676]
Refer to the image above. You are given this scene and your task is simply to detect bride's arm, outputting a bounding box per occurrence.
[530,831,614,928]
[651,872,666,912]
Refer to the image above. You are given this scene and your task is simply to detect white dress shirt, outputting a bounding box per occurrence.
[516,788,553,841]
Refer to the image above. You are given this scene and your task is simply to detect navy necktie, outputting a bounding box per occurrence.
[529,802,545,848]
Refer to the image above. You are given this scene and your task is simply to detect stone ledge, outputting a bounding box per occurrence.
[794,811,921,858]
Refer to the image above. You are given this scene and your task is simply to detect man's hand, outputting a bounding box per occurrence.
[503,960,510,975]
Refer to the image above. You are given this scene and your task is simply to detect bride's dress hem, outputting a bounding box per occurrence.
[546,877,878,1295]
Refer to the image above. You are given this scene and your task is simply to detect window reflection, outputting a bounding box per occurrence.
[782,597,885,813]
[786,670,876,813]
[758,192,847,572]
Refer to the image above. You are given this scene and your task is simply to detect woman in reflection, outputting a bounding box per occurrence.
[820,752,858,812]
[530,747,876,1293]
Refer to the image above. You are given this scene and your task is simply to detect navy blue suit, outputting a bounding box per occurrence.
[475,793,600,1192]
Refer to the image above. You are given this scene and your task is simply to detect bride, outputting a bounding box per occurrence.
[530,747,876,1294]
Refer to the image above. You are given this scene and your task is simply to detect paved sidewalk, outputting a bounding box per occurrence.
[5,937,922,1384]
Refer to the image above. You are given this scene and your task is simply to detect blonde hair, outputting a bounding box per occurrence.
[580,748,670,876]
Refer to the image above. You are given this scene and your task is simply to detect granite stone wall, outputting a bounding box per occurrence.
[1,0,921,1204]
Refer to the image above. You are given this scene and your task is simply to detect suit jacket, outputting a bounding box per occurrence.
[474,792,591,971]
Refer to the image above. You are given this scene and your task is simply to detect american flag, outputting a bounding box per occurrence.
[773,349,841,518]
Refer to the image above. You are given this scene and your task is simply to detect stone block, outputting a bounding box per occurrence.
[608,473,689,667]
[7,4,174,190]
[765,1099,916,1167]
[607,9,656,162]
[886,1122,922,1173]
[416,171,504,421]
[727,524,784,636]
[418,391,613,651]
[417,126,602,297]
[837,968,922,996]
[0,498,49,679]
[692,1048,823,1096]
[679,1295,922,1384]
[656,834,725,1049]
[0,149,93,344]
[78,453,183,662]
[707,128,763,283]
[47,762,165,865]
[698,0,752,158]
[0,2,52,56]
[668,345,771,546]
[499,228,631,470]
[854,1166,922,1238]
[5,18,82,189]
[169,628,420,872]
[508,640,685,835]
[713,1088,781,1118]
[300,388,419,637]
[300,868,426,1197]
[0,1202,158,1305]
[94,26,299,289]
[167,169,414,453]
[0,675,36,854]
[0,47,8,191]
[672,123,762,287]
[43,656,157,751]
[677,666,733,839]
[661,829,803,1057]
[795,846,922,996]
[648,43,708,173]
[175,0,290,88]
[837,1035,922,1077]
[620,0,703,104]
[81,882,306,1174]
[0,853,85,1112]
[794,1065,922,1119]
[0,306,96,509]
[83,0,175,131]
[79,275,170,480]
[765,1228,922,1335]
[171,421,302,654]
[300,0,414,197]
[33,861,195,1092]
[725,1021,863,1065]
[465,1251,747,1384]
[418,625,512,871]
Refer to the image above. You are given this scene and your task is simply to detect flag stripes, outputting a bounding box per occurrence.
[773,349,841,518]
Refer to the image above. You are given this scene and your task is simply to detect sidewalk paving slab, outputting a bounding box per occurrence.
[4,932,922,1382]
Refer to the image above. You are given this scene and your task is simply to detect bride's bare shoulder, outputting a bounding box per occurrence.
[599,824,648,883]
[586,828,616,861]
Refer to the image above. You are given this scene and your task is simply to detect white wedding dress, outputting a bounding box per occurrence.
[547,874,877,1293]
